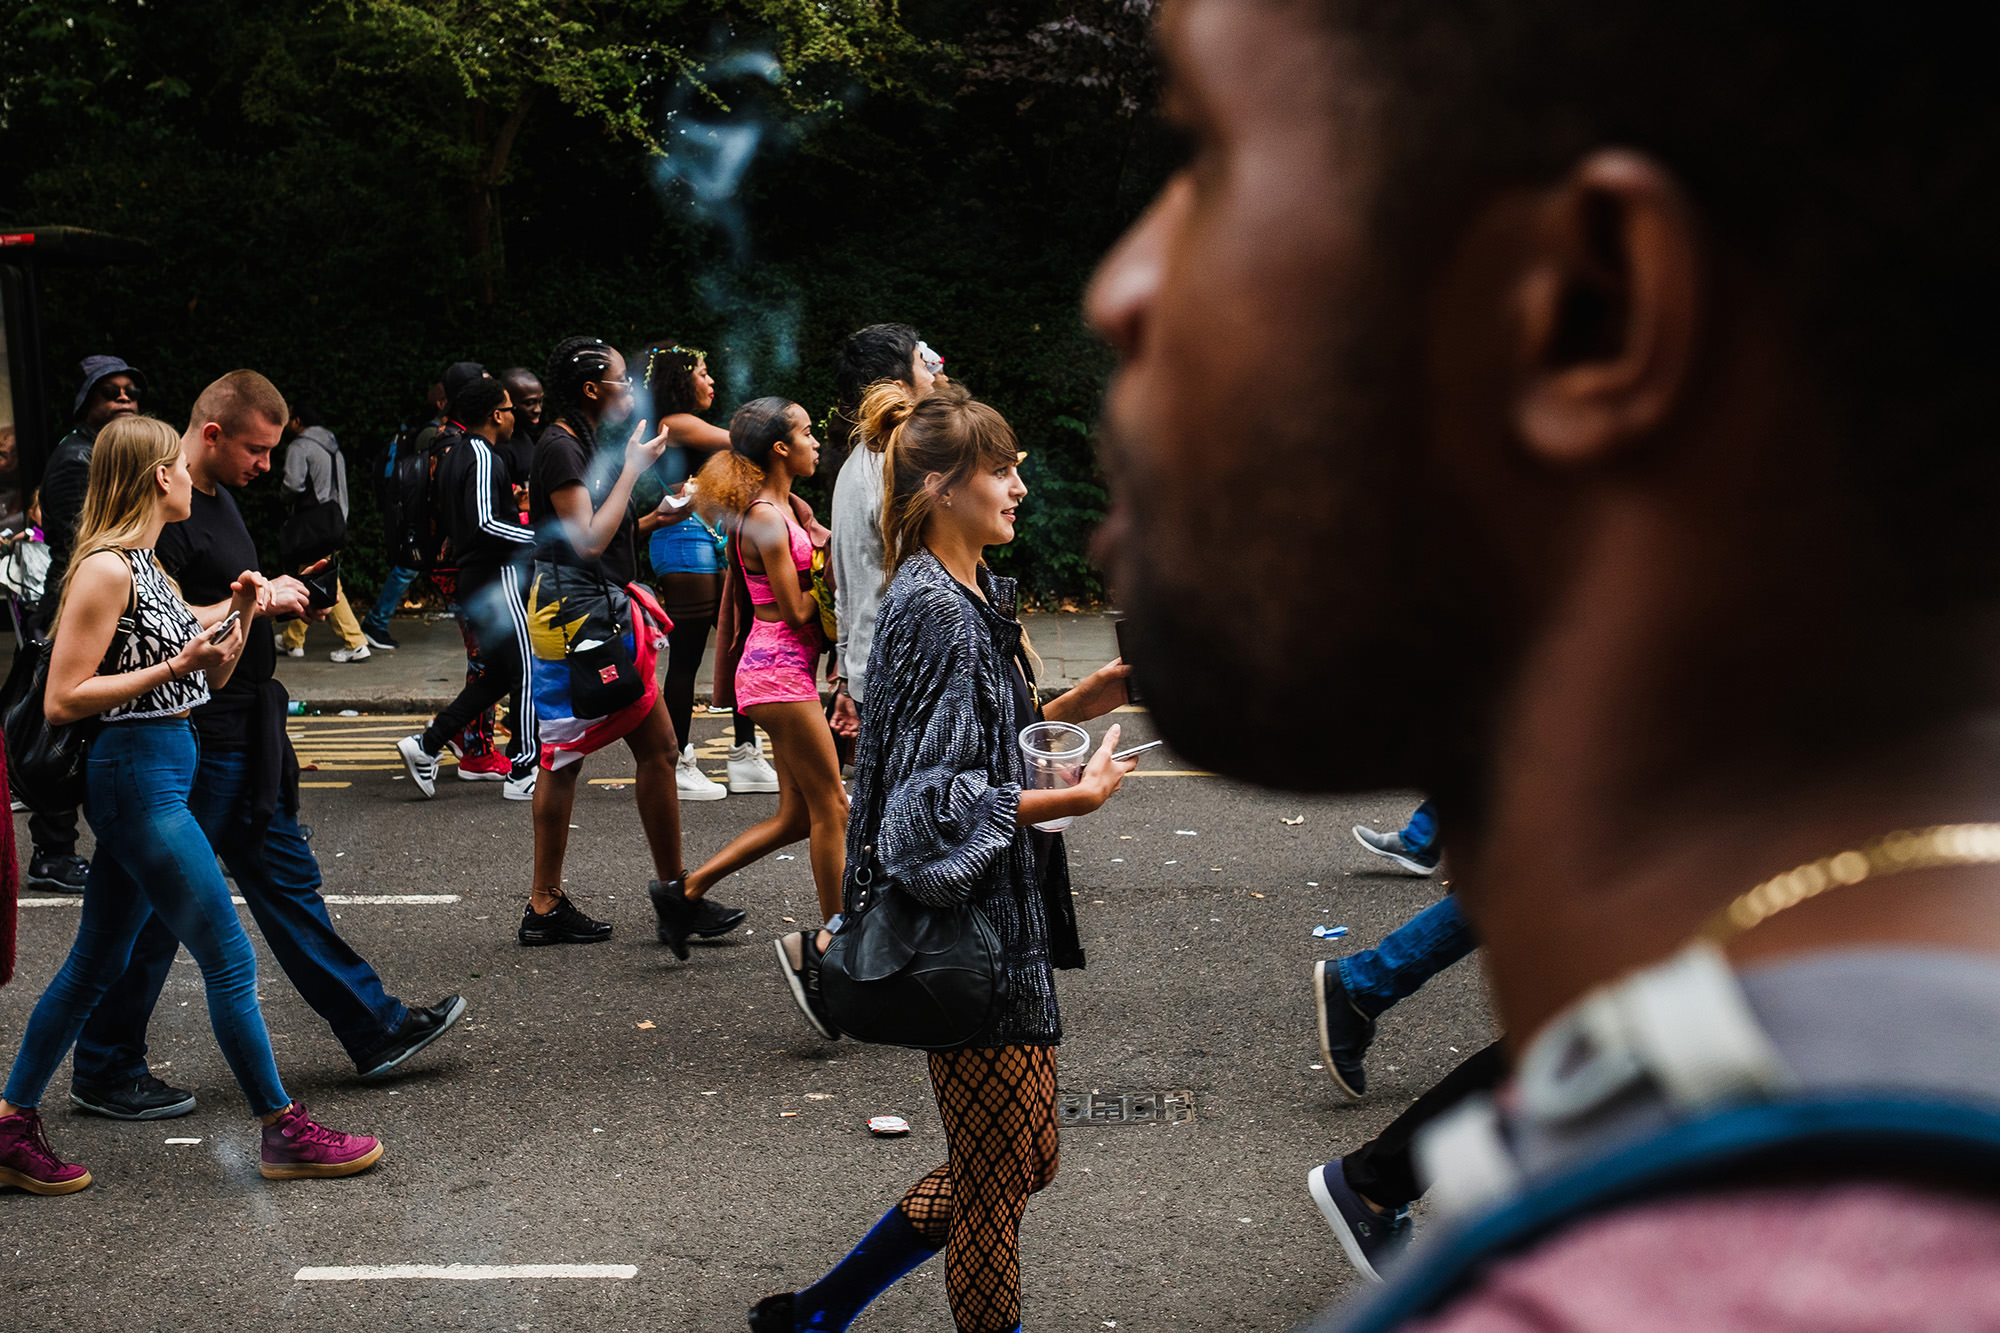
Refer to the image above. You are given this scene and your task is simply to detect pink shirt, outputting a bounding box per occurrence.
[1413,1183,2000,1332]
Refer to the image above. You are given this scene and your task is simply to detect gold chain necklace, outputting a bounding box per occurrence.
[1700,822,2000,944]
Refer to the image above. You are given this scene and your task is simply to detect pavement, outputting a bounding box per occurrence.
[269,610,1120,713]
[2,707,1494,1333]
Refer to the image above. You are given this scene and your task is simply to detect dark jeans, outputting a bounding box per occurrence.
[28,804,77,858]
[422,569,536,772]
[5,721,289,1115]
[361,563,419,638]
[71,744,407,1085]
[1342,1040,1508,1210]
[1335,893,1476,1019]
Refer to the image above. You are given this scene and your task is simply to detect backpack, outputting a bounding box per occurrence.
[379,421,460,572]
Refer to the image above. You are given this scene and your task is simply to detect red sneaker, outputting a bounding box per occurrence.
[259,1102,384,1180]
[455,751,511,781]
[0,1109,93,1195]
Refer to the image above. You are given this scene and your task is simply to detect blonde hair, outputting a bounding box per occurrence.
[55,415,185,628]
[858,380,1022,574]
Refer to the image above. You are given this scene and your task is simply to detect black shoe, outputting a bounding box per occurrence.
[648,877,697,960]
[355,994,469,1079]
[775,930,840,1041]
[518,892,613,946]
[1314,960,1376,1099]
[690,894,747,939]
[69,1073,197,1121]
[27,852,88,893]
[747,1292,797,1332]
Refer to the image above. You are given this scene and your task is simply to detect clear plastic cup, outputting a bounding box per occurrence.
[1020,720,1091,833]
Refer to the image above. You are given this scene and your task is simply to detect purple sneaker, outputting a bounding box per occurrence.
[0,1109,93,1195]
[260,1102,384,1180]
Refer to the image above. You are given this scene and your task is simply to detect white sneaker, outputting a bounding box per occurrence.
[329,644,371,663]
[503,767,537,802]
[677,748,727,801]
[396,734,438,797]
[727,738,780,793]
[281,642,305,658]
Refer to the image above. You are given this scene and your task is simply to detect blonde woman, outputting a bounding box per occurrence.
[0,415,382,1195]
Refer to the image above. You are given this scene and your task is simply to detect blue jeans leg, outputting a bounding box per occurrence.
[189,750,406,1062]
[1335,893,1476,1020]
[362,565,418,638]
[6,721,289,1115]
[1399,800,1439,858]
[69,909,181,1087]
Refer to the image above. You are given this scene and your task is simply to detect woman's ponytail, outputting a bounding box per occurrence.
[693,450,766,522]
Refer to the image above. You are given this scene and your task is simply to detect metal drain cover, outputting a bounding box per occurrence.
[1056,1090,1194,1127]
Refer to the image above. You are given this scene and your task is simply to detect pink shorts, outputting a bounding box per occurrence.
[735,618,820,707]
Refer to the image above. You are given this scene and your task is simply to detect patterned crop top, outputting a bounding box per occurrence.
[100,548,211,721]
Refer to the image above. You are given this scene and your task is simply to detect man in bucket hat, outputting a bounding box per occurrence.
[27,355,148,894]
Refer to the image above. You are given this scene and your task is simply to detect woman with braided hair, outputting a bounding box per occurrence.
[517,336,744,950]
[748,382,1135,1333]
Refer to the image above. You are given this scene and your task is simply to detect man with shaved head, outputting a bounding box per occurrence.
[1090,1,2000,1326]
[65,372,464,1122]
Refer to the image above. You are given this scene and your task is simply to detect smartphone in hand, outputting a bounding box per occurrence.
[207,610,242,643]
[1114,619,1142,705]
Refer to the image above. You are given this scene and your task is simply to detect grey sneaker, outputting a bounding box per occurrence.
[1351,823,1440,875]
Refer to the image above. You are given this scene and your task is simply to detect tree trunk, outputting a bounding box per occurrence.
[467,92,538,309]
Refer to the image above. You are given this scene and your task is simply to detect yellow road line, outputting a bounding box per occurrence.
[299,781,353,789]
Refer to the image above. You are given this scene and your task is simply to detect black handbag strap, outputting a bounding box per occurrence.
[86,547,142,675]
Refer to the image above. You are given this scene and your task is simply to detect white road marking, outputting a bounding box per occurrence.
[294,1264,637,1282]
[20,894,460,908]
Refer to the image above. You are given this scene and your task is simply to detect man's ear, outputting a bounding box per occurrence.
[1511,150,1704,467]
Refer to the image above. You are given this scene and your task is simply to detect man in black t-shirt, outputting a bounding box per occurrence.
[64,371,467,1122]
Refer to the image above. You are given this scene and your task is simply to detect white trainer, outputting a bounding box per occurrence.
[503,768,537,802]
[329,644,371,663]
[727,737,780,793]
[396,734,439,797]
[677,748,727,801]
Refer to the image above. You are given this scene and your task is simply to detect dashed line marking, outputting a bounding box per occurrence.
[293,1264,638,1282]
[20,894,460,908]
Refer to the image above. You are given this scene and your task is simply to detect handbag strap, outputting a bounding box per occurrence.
[88,548,142,675]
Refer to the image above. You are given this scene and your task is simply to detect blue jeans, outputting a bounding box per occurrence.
[72,747,406,1085]
[361,564,419,637]
[4,721,290,1115]
[1401,800,1439,857]
[1335,893,1476,1020]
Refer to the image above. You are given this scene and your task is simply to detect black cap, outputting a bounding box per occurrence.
[442,361,489,401]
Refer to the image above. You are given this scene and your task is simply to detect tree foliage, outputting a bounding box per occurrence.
[0,0,1173,604]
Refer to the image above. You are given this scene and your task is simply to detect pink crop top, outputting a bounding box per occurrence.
[742,500,814,606]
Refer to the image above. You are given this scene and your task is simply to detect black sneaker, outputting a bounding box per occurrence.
[354,994,469,1079]
[362,627,400,651]
[648,877,696,959]
[69,1073,197,1121]
[775,930,840,1041]
[1307,1157,1413,1282]
[1314,960,1376,1098]
[518,892,613,946]
[747,1292,797,1332]
[27,852,89,893]
[690,894,747,939]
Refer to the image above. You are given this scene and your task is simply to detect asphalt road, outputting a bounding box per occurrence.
[3,709,1496,1333]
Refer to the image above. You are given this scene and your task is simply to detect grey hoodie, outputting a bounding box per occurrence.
[282,425,349,518]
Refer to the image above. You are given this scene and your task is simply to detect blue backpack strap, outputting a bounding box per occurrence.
[1323,1095,2000,1333]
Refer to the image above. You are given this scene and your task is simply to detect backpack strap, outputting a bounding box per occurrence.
[1325,1093,2000,1333]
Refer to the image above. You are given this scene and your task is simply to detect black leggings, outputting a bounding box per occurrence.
[1341,1040,1508,1209]
[422,569,536,771]
[897,1045,1060,1333]
[662,609,753,754]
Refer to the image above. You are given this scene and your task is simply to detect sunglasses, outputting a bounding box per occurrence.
[99,382,141,402]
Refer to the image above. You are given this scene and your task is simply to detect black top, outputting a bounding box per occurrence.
[439,431,533,596]
[499,427,535,485]
[35,428,95,624]
[157,485,270,751]
[529,421,636,586]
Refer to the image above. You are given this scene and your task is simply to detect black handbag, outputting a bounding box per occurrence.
[277,497,347,568]
[818,843,1010,1050]
[551,564,644,717]
[2,575,138,814]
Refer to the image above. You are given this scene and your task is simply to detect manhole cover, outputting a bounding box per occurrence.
[1056,1090,1194,1127]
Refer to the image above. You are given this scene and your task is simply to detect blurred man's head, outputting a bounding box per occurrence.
[1090,0,2000,803]
[74,356,148,434]
[500,368,544,428]
[184,370,288,491]
[835,323,931,407]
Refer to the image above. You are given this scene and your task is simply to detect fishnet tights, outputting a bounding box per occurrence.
[896,1045,1059,1333]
